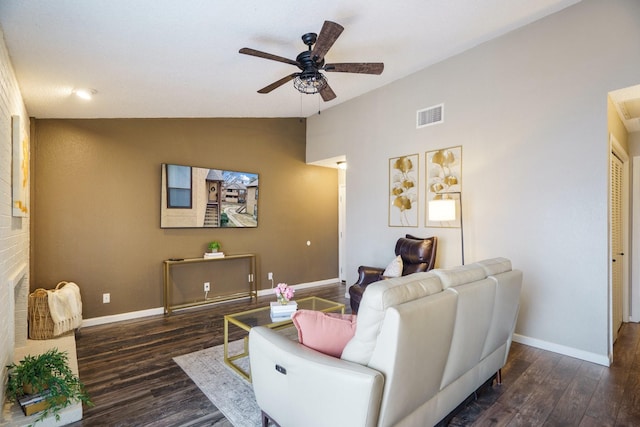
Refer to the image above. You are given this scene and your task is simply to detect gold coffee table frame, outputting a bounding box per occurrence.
[223,296,345,381]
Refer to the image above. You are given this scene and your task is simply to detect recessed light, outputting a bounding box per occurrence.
[73,88,97,100]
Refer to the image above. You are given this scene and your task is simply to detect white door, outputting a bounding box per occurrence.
[610,149,625,343]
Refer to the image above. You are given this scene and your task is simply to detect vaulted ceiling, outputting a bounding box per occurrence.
[0,0,582,119]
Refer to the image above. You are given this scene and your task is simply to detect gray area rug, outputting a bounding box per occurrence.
[174,339,261,427]
[174,328,298,427]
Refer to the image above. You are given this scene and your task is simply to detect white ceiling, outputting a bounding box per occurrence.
[0,0,583,119]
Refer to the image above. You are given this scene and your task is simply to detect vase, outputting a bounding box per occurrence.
[277,295,289,305]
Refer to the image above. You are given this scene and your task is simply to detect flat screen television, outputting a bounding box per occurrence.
[160,163,259,228]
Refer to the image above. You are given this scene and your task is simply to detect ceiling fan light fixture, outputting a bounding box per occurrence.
[293,71,327,94]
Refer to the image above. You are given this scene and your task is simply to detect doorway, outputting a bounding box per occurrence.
[632,157,640,323]
[339,183,346,283]
[608,85,640,356]
[610,137,628,345]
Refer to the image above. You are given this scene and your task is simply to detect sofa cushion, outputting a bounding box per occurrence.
[383,255,403,277]
[291,310,357,358]
[430,264,486,289]
[475,257,512,276]
[341,272,443,365]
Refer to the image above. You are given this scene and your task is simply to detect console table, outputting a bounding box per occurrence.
[163,254,257,314]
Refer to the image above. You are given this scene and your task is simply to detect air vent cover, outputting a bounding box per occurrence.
[417,104,444,128]
[619,98,640,120]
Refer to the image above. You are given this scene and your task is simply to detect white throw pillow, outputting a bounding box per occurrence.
[383,255,403,277]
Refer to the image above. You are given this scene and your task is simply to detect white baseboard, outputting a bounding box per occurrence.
[82,307,164,327]
[256,278,341,297]
[82,279,342,327]
[512,333,610,367]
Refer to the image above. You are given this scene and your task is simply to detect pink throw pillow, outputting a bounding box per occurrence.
[291,310,357,358]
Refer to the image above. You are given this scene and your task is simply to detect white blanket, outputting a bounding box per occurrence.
[47,281,83,336]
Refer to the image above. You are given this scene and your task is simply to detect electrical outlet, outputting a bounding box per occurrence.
[268,272,273,280]
[103,293,110,303]
[204,282,210,292]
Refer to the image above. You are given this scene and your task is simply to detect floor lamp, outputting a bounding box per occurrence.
[428,192,464,265]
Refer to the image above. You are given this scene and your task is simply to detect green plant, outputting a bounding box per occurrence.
[208,241,221,251]
[6,348,92,425]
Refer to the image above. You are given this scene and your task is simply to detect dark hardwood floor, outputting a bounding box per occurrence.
[68,283,640,426]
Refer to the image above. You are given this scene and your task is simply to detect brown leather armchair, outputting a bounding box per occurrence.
[348,235,437,313]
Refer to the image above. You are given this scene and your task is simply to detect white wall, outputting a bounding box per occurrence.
[307,0,640,364]
[0,28,30,405]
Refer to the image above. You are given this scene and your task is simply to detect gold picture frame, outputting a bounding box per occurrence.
[426,146,461,228]
[389,153,419,227]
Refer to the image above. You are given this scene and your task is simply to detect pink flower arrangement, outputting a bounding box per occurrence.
[274,283,295,304]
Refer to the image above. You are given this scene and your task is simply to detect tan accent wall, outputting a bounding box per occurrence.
[32,118,338,318]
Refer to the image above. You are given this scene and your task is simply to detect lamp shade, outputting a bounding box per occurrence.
[428,199,456,222]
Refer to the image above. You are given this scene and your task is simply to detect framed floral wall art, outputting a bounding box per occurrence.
[426,146,461,228]
[389,153,419,227]
[12,115,29,217]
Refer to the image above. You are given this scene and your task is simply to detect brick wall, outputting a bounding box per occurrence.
[0,28,30,408]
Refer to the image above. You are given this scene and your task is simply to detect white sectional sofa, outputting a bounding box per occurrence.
[249,257,522,427]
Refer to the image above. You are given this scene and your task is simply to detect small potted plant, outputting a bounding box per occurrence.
[207,241,221,253]
[5,348,92,425]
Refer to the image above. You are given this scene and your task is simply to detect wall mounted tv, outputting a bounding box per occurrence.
[161,163,259,228]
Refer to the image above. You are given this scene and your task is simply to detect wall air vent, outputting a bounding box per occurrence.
[417,103,444,128]
[619,98,640,120]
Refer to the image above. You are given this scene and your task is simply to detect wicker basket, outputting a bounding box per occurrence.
[28,281,68,340]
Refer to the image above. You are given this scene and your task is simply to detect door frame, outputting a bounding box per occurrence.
[339,183,346,285]
[631,156,640,322]
[609,134,630,354]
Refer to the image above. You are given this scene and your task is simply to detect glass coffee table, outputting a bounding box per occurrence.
[223,296,345,381]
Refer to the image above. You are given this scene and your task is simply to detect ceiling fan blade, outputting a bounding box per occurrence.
[324,63,384,75]
[257,73,299,94]
[319,84,337,102]
[311,21,344,61]
[239,48,299,67]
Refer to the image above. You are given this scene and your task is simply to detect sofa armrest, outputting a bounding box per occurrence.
[355,265,385,287]
[249,326,384,427]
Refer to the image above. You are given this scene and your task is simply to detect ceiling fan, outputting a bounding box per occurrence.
[239,21,384,102]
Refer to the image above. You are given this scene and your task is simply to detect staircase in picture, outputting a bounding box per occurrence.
[204,204,219,227]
